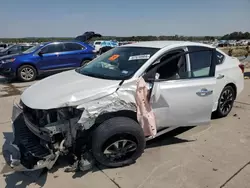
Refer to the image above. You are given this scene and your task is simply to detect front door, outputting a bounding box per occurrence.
[148,46,217,129]
[37,43,64,71]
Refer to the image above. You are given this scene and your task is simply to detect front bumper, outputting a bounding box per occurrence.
[2,104,59,171]
[0,63,16,77]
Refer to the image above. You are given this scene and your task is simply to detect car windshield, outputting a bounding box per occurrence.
[76,47,159,80]
[22,44,43,54]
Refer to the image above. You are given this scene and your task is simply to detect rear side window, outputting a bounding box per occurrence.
[216,50,225,65]
[188,46,213,78]
[64,43,85,51]
[21,46,33,51]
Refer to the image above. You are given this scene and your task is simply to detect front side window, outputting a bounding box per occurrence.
[64,43,85,51]
[40,43,64,54]
[76,47,159,80]
[152,50,188,80]
[23,44,44,54]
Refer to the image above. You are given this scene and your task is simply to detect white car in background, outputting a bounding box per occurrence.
[93,40,103,52]
[3,41,244,172]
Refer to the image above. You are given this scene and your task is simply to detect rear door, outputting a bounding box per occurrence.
[148,46,217,129]
[58,42,86,67]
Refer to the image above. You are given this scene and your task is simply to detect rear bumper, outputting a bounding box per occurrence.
[2,104,59,171]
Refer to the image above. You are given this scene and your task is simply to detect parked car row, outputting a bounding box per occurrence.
[0,43,34,57]
[0,41,96,81]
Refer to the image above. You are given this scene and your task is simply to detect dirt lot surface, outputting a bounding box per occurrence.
[0,75,250,188]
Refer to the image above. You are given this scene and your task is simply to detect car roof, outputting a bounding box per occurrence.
[122,40,215,49]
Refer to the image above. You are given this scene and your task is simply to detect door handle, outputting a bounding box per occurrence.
[217,74,224,79]
[196,88,213,97]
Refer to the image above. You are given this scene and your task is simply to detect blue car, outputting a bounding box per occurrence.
[0,41,96,82]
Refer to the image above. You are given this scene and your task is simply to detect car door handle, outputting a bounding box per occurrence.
[196,88,213,97]
[217,74,224,79]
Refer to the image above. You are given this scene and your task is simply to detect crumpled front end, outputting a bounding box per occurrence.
[2,103,61,171]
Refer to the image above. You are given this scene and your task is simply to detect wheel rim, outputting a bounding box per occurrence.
[103,138,137,162]
[219,88,234,115]
[20,67,34,80]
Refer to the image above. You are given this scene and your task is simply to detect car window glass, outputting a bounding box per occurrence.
[76,47,159,80]
[9,45,19,52]
[41,44,64,54]
[147,50,189,80]
[64,43,85,51]
[188,46,212,78]
[216,50,225,64]
[21,46,33,52]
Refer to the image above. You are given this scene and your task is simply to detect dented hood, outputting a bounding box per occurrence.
[21,70,121,109]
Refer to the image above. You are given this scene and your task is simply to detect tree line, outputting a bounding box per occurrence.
[220,32,250,40]
[0,32,249,43]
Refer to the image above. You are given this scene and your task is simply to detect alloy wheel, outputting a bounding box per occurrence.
[219,88,234,115]
[20,67,34,81]
[103,139,137,162]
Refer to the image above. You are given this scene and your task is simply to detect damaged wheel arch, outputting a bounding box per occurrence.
[90,110,138,131]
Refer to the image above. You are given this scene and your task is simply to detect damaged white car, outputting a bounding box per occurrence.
[3,41,244,172]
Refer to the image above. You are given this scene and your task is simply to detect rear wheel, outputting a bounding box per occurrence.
[17,65,37,82]
[91,117,145,168]
[215,85,236,118]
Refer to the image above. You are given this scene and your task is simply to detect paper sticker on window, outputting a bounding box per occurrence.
[128,54,151,61]
[121,70,129,74]
[109,54,120,61]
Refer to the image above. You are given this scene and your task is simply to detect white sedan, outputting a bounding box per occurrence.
[3,41,244,171]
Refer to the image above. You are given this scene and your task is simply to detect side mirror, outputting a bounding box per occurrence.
[38,51,43,56]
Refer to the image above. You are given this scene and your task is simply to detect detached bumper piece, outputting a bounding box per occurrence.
[2,114,59,171]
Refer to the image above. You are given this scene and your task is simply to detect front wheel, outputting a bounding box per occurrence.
[91,117,145,168]
[17,65,37,82]
[215,85,236,118]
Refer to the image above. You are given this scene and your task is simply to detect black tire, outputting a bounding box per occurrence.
[99,48,103,55]
[81,59,91,67]
[214,85,236,118]
[92,117,145,168]
[17,65,37,82]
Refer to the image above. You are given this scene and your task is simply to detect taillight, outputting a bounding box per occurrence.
[238,64,245,73]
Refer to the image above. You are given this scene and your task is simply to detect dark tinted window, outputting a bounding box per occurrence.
[216,50,225,64]
[21,46,33,52]
[64,43,85,51]
[40,43,64,54]
[188,46,213,78]
[9,45,20,53]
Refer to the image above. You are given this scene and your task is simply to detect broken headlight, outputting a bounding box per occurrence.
[57,107,83,120]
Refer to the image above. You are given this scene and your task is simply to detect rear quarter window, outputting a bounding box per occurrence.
[216,50,225,65]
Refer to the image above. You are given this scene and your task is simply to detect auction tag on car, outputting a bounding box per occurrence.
[109,54,120,61]
[128,54,151,61]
